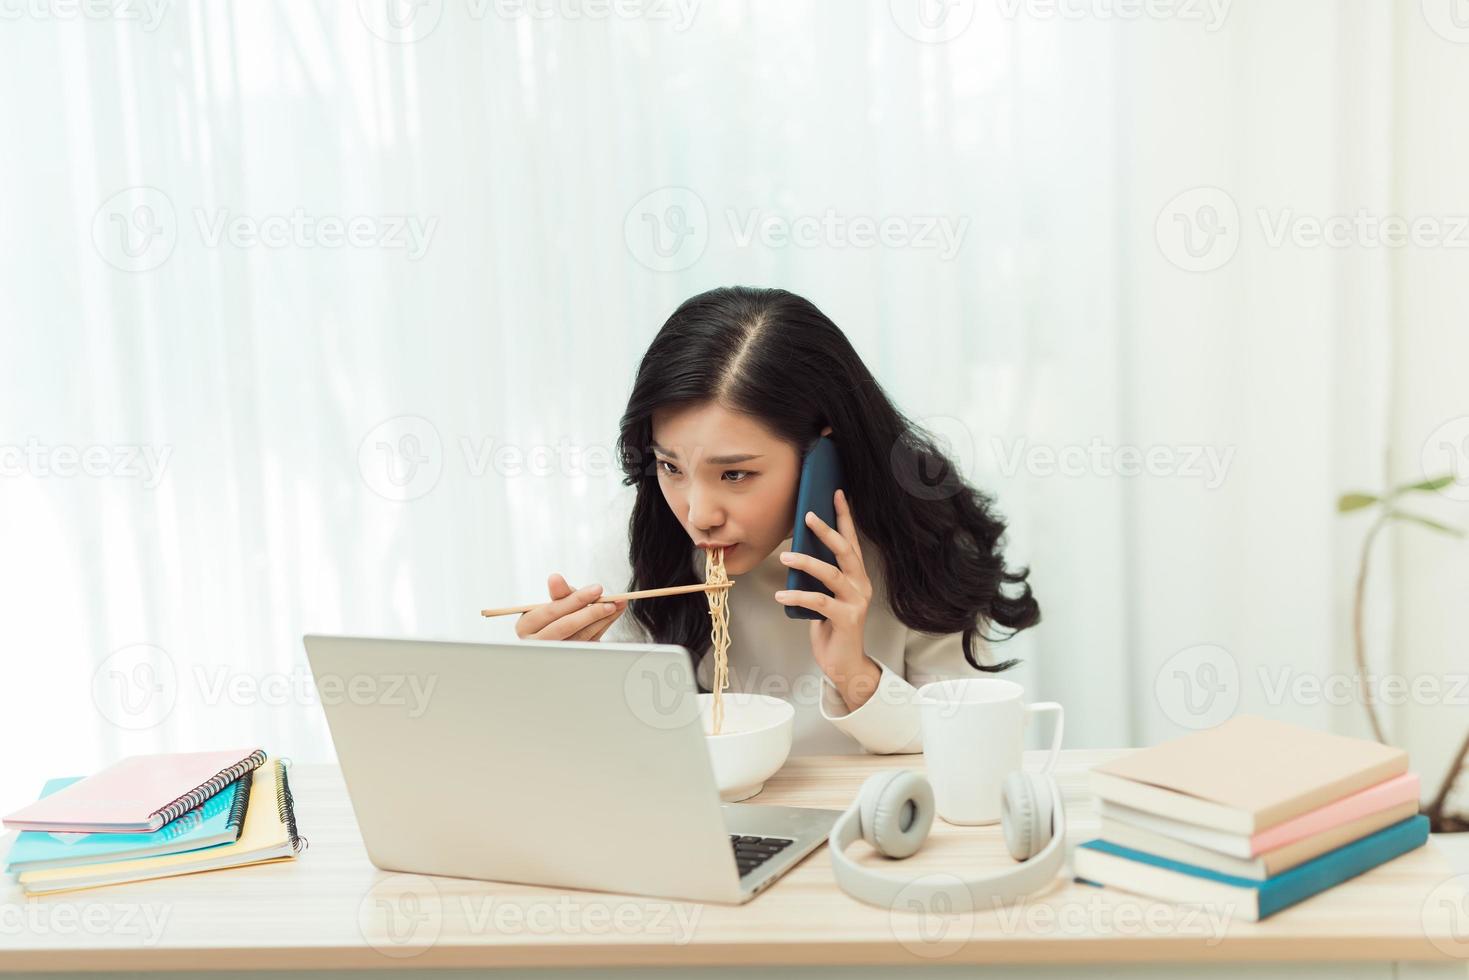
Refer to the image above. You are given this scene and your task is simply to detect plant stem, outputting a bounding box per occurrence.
[1425,728,1469,829]
[1352,512,1390,744]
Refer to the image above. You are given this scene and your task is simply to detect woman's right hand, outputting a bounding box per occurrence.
[514,573,627,641]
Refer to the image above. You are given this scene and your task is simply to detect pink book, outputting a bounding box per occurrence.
[1104,771,1421,858]
[1251,771,1421,854]
[3,749,266,833]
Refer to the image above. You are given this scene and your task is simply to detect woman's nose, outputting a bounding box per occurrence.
[686,489,725,532]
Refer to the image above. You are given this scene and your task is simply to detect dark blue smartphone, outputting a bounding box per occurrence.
[784,435,845,621]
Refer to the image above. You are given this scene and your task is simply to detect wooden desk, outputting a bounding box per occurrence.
[2,749,1466,977]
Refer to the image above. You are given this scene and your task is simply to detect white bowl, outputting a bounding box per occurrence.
[697,692,795,802]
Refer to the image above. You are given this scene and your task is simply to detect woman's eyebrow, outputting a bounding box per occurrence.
[650,443,764,465]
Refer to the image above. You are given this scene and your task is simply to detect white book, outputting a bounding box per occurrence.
[1098,800,1257,857]
[1099,801,1418,880]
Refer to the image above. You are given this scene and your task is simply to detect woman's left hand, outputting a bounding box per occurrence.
[774,488,880,706]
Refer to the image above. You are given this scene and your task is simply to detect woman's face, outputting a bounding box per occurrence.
[650,401,801,576]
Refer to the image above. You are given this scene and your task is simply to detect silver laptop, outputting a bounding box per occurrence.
[302,634,842,904]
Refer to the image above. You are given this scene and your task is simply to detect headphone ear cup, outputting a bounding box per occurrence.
[1001,771,1053,861]
[857,769,933,859]
[856,771,903,850]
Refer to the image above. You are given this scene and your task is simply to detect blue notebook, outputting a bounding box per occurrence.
[1073,814,1429,921]
[4,775,249,873]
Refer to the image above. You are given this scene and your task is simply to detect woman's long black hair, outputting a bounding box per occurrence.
[616,286,1039,688]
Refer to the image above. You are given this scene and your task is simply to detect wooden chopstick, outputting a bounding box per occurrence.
[480,580,733,618]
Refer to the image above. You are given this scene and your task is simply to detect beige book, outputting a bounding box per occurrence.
[1090,715,1408,833]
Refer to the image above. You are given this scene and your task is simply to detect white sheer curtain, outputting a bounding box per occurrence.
[8,0,1457,819]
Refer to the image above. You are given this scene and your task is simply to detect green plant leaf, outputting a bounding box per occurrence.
[1392,474,1457,495]
[1388,510,1466,538]
[1337,492,1379,512]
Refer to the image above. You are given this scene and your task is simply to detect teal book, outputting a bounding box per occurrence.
[5,775,250,873]
[1072,815,1429,921]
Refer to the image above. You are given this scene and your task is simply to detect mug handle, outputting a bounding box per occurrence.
[1024,702,1065,774]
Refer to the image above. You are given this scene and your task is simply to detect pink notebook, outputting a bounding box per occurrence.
[3,749,266,833]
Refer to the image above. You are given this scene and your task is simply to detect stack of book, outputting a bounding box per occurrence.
[1073,715,1428,921]
[3,748,306,895]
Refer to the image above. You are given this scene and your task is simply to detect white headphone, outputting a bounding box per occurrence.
[827,768,1066,912]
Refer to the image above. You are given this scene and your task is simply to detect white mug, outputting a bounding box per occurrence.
[915,678,1064,826]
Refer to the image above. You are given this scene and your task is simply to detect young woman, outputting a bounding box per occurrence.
[514,286,1040,755]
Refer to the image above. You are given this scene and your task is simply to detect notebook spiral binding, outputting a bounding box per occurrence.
[149,749,268,828]
[225,773,252,830]
[275,757,308,853]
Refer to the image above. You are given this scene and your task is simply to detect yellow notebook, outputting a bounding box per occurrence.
[20,756,306,895]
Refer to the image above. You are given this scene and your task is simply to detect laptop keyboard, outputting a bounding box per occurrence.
[729,834,794,878]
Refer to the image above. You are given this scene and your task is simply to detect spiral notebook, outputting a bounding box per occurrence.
[18,757,306,895]
[5,774,250,873]
[2,748,266,834]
